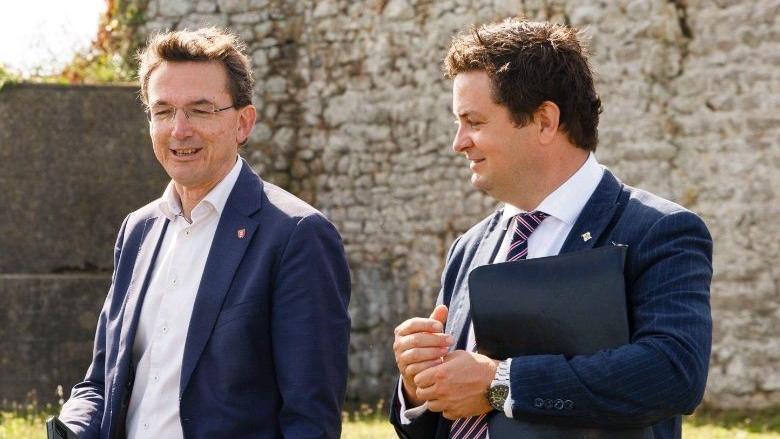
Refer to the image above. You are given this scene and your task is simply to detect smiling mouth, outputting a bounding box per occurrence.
[171,148,202,157]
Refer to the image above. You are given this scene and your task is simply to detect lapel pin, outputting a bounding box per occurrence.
[237,228,246,239]
[581,232,592,242]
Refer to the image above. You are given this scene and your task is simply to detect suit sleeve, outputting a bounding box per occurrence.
[508,210,713,427]
[59,215,130,438]
[272,213,351,439]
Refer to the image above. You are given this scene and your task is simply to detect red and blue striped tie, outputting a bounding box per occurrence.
[449,210,548,439]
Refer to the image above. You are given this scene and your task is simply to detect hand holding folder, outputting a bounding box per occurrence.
[468,245,653,438]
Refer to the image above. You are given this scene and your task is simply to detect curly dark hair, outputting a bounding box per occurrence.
[444,19,603,151]
[137,27,254,108]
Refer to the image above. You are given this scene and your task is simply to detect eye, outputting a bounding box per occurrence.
[152,107,173,117]
[468,120,483,128]
[189,106,214,117]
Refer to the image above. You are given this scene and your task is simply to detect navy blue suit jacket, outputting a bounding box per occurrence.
[61,161,351,438]
[391,169,712,439]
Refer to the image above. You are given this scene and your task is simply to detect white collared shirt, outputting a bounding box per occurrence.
[126,157,243,439]
[400,153,604,424]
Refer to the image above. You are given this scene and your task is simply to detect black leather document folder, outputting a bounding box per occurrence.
[468,245,653,439]
[46,416,78,439]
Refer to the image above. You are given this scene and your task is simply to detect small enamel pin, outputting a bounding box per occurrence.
[581,232,592,242]
[237,228,246,239]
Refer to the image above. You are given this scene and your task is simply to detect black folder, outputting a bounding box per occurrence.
[45,416,78,439]
[468,245,653,439]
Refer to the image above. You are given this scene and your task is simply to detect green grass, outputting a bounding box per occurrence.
[0,404,56,439]
[684,408,780,438]
[3,404,780,438]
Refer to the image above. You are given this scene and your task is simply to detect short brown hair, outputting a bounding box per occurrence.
[444,19,602,151]
[137,27,254,108]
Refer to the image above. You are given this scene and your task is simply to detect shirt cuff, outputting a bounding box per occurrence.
[397,376,429,424]
[503,358,514,418]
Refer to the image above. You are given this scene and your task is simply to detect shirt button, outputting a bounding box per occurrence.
[171,276,177,287]
[153,375,159,382]
[143,422,149,429]
[184,229,191,237]
[162,325,168,334]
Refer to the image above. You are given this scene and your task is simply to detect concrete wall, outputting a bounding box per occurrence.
[0,84,168,405]
[140,0,780,408]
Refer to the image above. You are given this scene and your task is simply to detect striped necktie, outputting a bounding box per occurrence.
[449,210,548,439]
[506,211,549,262]
[449,412,488,439]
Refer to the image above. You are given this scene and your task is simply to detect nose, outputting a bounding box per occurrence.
[451,124,473,153]
[170,108,193,139]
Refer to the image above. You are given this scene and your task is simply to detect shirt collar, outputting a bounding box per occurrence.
[158,156,243,222]
[500,152,604,229]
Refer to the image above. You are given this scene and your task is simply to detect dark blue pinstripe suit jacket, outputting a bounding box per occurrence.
[391,169,713,439]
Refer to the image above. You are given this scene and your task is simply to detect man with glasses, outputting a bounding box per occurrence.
[59,27,351,439]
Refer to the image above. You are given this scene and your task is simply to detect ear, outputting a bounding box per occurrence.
[236,105,257,145]
[535,101,560,145]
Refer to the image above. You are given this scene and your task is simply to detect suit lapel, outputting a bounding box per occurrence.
[108,215,168,438]
[179,162,263,395]
[116,216,168,364]
[560,169,623,254]
[447,211,504,349]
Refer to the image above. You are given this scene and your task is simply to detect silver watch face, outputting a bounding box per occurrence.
[488,384,509,411]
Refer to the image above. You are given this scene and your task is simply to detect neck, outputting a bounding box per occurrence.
[174,159,236,221]
[505,147,589,211]
[175,183,214,222]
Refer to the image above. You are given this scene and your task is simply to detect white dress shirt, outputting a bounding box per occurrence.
[126,157,242,439]
[400,153,604,426]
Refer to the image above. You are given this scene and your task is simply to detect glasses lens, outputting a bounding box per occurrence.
[146,103,228,126]
[149,106,175,122]
[186,104,216,120]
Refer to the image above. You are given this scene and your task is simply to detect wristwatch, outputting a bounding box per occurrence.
[486,359,511,411]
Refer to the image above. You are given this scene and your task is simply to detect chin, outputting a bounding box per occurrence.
[471,174,491,191]
[168,170,200,186]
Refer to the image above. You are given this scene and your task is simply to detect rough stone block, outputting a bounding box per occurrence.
[158,0,193,17]
[217,0,249,14]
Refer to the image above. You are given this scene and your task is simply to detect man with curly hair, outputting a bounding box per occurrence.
[391,18,712,439]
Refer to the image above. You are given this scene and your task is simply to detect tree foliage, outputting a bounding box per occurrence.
[59,0,149,84]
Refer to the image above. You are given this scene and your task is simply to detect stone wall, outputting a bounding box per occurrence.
[0,84,169,405]
[1,0,777,409]
[141,0,780,408]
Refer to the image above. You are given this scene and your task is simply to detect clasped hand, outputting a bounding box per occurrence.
[393,305,498,420]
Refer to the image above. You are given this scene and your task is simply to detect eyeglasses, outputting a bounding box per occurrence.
[146,103,235,125]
